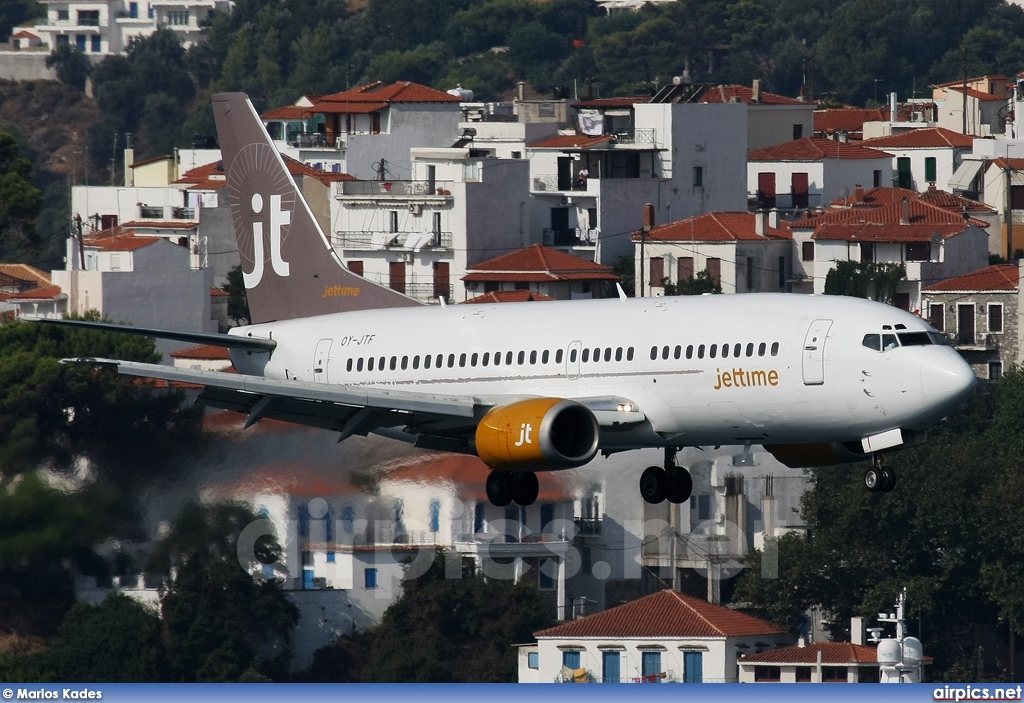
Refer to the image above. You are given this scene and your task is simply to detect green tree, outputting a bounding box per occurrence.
[663,269,722,295]
[222,264,250,326]
[45,45,92,92]
[823,260,905,304]
[0,0,41,42]
[0,132,42,259]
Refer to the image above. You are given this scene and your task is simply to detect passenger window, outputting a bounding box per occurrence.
[627,347,634,361]
[882,334,899,351]
[862,334,881,351]
[459,353,467,367]
[515,351,523,365]
[368,357,375,371]
[602,348,610,362]
[493,352,501,366]
[710,344,718,359]
[594,347,600,361]
[615,347,623,362]
[413,355,420,369]
[542,350,549,364]
[582,348,590,363]
[722,344,729,359]
[435,354,443,368]
[346,358,353,372]
[401,356,408,370]
[770,342,779,356]
[569,349,577,363]
[482,352,490,366]
[530,351,537,364]
[698,344,705,359]
[746,343,753,357]
[506,351,513,365]
[650,346,658,361]
[662,346,670,360]
[447,354,455,368]
[674,345,681,359]
[758,343,766,357]
[357,358,364,372]
[389,356,396,371]
[686,345,693,359]
[379,356,385,370]
[424,355,431,369]
[556,349,564,364]
[734,343,741,357]
[471,352,478,367]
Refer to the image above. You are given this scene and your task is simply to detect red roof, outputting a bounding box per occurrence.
[208,463,364,499]
[385,453,570,502]
[829,186,919,208]
[740,642,878,665]
[698,84,808,106]
[211,287,229,297]
[862,127,974,148]
[316,81,460,106]
[815,108,885,135]
[990,157,1024,171]
[917,186,995,213]
[120,221,198,230]
[925,264,1019,292]
[8,285,63,301]
[813,221,970,243]
[463,245,618,282]
[130,154,173,168]
[170,344,232,360]
[85,230,161,251]
[748,137,891,162]
[0,264,50,287]
[799,197,989,230]
[572,97,648,109]
[261,105,308,120]
[943,86,1007,102]
[536,589,785,639]
[11,31,39,39]
[528,133,614,150]
[283,155,356,183]
[934,75,1006,88]
[463,290,555,304]
[631,212,790,243]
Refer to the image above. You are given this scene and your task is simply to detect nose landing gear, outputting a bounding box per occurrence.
[639,448,693,504]
[864,457,896,493]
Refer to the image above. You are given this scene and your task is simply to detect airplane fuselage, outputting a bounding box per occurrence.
[229,293,975,452]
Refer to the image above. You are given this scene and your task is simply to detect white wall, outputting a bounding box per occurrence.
[748,105,816,152]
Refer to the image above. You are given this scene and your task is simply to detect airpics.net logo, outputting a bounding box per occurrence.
[243,192,291,288]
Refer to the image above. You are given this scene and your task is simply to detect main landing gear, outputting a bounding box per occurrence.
[864,456,897,493]
[639,448,693,505]
[485,471,539,507]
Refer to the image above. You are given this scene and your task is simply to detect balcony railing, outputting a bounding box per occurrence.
[334,230,453,249]
[612,127,656,145]
[747,192,823,210]
[171,206,195,220]
[573,517,602,535]
[139,206,163,219]
[404,282,452,302]
[532,175,594,193]
[337,180,454,197]
[948,332,999,349]
[542,228,599,247]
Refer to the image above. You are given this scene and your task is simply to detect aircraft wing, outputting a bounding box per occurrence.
[64,358,646,451]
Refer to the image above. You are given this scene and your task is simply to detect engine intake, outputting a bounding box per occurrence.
[475,398,599,470]
[764,442,870,468]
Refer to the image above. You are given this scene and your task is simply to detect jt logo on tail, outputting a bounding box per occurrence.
[244,193,291,287]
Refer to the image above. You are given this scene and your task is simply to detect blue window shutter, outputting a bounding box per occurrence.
[326,551,335,563]
[641,652,661,679]
[364,568,377,588]
[562,651,580,669]
[528,652,539,668]
[303,569,315,589]
[430,499,440,533]
[602,651,620,683]
[684,652,703,683]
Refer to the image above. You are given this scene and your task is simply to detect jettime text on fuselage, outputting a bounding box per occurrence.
[713,368,780,390]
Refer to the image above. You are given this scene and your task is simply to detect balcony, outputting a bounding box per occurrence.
[336,180,454,197]
[334,230,453,249]
[947,332,999,350]
[532,174,594,194]
[404,282,451,302]
[611,127,656,146]
[542,228,599,248]
[573,517,602,535]
[747,192,823,210]
[138,205,194,220]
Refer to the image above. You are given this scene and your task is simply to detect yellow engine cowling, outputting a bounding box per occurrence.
[475,398,599,470]
[764,442,870,468]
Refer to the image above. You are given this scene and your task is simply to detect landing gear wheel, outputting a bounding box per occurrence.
[666,466,693,504]
[640,466,668,504]
[513,472,539,506]
[486,471,514,506]
[879,467,896,492]
[864,467,882,492]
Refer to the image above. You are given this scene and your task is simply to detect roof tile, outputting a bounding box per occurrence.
[698,84,809,106]
[463,245,618,282]
[862,127,974,148]
[528,133,614,150]
[748,137,892,161]
[740,642,878,665]
[462,290,555,303]
[925,264,1019,292]
[631,212,790,243]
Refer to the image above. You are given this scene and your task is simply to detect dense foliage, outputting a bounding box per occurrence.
[736,366,1024,679]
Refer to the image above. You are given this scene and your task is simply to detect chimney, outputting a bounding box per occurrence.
[123,144,134,187]
[851,617,866,646]
[890,91,898,122]
[854,183,864,204]
[768,208,779,229]
[755,210,767,236]
[752,79,762,104]
[900,197,911,225]
[643,203,655,230]
[517,81,525,102]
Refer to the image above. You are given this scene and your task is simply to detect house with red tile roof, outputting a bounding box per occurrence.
[529,89,747,264]
[170,343,233,372]
[922,262,1021,380]
[814,101,940,142]
[738,642,881,683]
[862,128,974,193]
[696,81,816,152]
[747,137,893,212]
[518,589,789,683]
[462,244,619,300]
[932,75,1007,137]
[463,290,554,304]
[630,211,791,296]
[788,197,990,309]
[261,81,463,181]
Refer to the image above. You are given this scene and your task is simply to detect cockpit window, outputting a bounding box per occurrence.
[898,332,932,346]
[882,334,899,351]
[928,331,946,345]
[862,334,881,351]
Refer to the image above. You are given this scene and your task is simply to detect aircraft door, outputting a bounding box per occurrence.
[313,338,332,383]
[565,341,582,380]
[802,319,832,385]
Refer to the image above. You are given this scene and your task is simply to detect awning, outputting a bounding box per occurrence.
[948,159,984,191]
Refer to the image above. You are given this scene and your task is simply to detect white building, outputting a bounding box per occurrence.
[518,588,789,683]
[462,244,619,301]
[738,642,881,683]
[931,75,1007,137]
[696,82,817,152]
[331,147,531,303]
[528,96,748,265]
[13,0,231,57]
[748,137,894,212]
[861,127,975,192]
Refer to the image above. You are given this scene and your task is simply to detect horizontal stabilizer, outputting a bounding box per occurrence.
[34,318,276,352]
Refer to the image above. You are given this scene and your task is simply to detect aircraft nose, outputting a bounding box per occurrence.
[922,350,976,408]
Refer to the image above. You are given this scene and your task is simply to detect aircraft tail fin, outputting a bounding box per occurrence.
[211,92,420,324]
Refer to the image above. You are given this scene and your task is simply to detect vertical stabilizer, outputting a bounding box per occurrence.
[212,92,421,323]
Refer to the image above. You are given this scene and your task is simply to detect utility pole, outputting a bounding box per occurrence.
[639,203,653,297]
[1007,155,1015,260]
[961,45,969,135]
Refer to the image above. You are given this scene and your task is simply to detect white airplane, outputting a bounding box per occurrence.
[46,93,976,507]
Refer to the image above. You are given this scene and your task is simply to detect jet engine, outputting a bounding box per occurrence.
[764,442,870,468]
[475,398,599,470]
